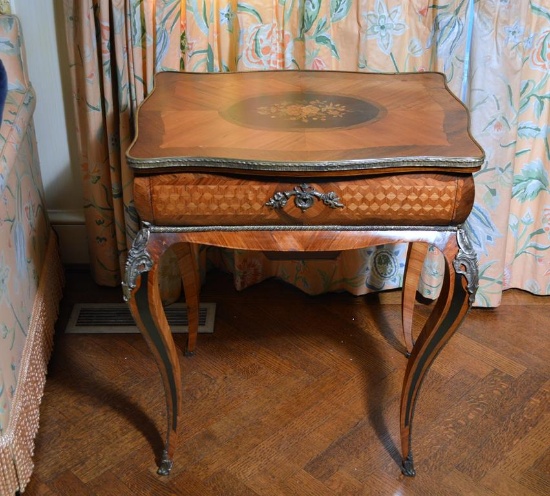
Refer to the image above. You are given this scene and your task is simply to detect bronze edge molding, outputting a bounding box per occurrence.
[126,155,484,173]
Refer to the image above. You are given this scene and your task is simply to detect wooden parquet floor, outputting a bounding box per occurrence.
[26,267,549,496]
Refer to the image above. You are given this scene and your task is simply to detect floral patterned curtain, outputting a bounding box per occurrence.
[63,0,550,307]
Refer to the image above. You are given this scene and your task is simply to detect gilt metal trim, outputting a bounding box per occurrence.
[127,154,484,173]
[401,452,416,477]
[157,449,174,476]
[453,226,479,305]
[146,224,457,234]
[266,183,344,211]
[122,223,153,302]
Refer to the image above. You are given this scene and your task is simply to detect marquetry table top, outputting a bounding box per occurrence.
[127,70,484,175]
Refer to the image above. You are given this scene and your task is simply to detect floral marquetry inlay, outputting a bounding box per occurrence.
[221,92,382,130]
[257,99,351,123]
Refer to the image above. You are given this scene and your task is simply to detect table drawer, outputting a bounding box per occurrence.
[134,171,475,227]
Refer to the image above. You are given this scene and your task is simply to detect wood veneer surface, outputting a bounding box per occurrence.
[134,171,475,226]
[127,71,484,174]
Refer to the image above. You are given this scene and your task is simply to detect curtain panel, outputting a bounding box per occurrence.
[62,0,550,307]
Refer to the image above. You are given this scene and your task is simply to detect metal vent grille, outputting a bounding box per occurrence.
[65,303,216,334]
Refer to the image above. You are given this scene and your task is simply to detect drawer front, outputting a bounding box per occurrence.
[134,172,475,227]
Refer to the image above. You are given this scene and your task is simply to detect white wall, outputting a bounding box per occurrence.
[11,0,89,263]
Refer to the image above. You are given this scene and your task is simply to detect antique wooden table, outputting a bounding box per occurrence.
[123,71,484,477]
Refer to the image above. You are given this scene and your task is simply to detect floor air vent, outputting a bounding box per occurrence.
[65,303,216,334]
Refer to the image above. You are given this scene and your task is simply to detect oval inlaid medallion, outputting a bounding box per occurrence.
[220,92,382,130]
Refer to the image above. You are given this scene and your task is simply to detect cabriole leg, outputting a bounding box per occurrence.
[173,243,201,355]
[402,242,429,356]
[123,225,182,475]
[399,228,477,476]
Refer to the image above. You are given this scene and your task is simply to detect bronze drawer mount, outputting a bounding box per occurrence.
[266,183,344,212]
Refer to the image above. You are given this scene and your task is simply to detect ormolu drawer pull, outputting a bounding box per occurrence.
[266,183,344,212]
